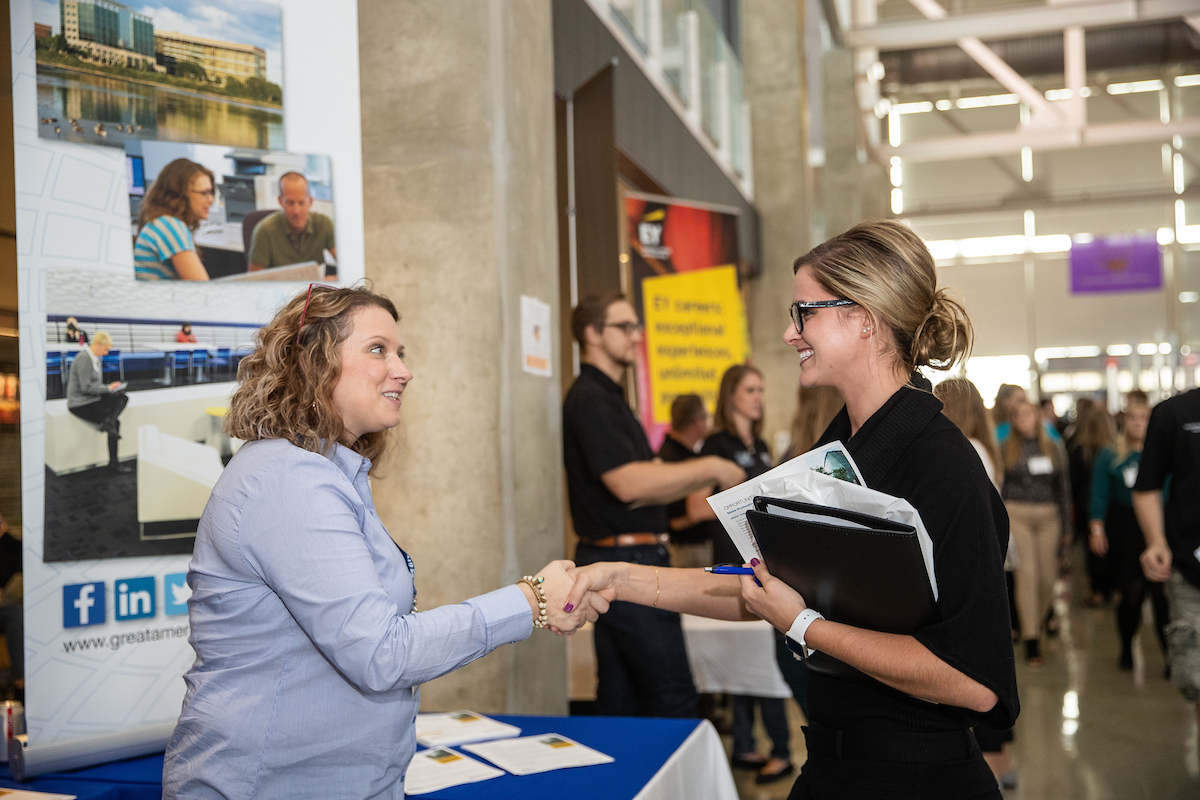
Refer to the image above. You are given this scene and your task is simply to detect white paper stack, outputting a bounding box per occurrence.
[463,734,614,776]
[415,711,521,748]
[0,791,78,799]
[403,747,504,795]
[706,442,866,562]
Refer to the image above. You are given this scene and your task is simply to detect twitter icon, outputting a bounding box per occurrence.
[163,573,191,617]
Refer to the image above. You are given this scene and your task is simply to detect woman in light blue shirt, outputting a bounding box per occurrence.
[133,158,213,281]
[162,286,599,799]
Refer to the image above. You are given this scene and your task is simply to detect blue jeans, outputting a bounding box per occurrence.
[575,542,698,718]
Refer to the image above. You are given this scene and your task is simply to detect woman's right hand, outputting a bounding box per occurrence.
[1088,522,1108,556]
[522,560,611,635]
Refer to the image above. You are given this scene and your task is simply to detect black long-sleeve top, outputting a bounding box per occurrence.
[811,385,1019,733]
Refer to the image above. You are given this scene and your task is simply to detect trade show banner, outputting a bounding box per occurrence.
[10,0,366,775]
[624,193,746,448]
[1069,234,1162,294]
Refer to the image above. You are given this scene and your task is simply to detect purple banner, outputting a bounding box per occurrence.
[1069,235,1162,294]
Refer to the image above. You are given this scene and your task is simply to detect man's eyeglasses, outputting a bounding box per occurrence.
[604,321,644,335]
[789,299,856,335]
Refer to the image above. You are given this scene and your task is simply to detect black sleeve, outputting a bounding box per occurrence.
[571,398,649,480]
[699,432,735,461]
[1134,400,1175,491]
[909,434,1019,729]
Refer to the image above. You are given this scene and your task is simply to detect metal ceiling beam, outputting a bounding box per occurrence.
[882,117,1200,162]
[904,0,1066,124]
[847,0,1199,51]
[899,185,1200,220]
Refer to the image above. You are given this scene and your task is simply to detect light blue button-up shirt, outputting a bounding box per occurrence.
[162,439,532,799]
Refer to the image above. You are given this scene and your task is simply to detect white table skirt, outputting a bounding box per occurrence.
[681,615,792,699]
[634,720,739,800]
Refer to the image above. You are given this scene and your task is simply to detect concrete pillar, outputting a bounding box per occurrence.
[358,0,566,714]
[823,48,887,238]
[742,0,814,455]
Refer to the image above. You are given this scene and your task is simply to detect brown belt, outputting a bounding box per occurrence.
[585,533,669,547]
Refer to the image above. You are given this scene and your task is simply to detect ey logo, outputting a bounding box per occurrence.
[115,577,156,621]
[63,582,106,628]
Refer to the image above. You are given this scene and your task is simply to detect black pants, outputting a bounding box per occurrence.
[574,542,698,718]
[0,605,22,681]
[69,393,128,465]
[1109,504,1169,656]
[733,695,790,758]
[789,727,1001,799]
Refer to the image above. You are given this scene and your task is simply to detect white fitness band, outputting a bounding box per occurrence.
[786,608,825,657]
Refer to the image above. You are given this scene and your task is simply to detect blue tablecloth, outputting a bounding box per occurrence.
[0,715,701,800]
[0,751,163,799]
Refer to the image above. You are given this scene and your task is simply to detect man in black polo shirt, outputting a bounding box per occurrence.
[658,394,715,570]
[1135,387,1200,760]
[564,293,744,717]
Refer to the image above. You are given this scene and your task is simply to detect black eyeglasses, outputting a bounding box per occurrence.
[789,299,856,334]
[604,321,644,335]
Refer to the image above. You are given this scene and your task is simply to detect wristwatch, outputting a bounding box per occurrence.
[785,608,825,660]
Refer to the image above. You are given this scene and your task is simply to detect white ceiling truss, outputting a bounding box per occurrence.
[861,0,1200,162]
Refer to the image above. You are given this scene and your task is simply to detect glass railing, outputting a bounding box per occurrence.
[598,0,749,185]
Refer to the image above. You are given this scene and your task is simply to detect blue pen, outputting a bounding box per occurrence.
[704,565,756,575]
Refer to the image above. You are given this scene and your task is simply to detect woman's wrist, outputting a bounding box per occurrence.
[517,581,538,617]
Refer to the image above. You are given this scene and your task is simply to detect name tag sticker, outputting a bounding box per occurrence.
[1123,463,1139,488]
[1027,456,1054,476]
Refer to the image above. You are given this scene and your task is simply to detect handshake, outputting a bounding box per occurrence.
[517,560,618,635]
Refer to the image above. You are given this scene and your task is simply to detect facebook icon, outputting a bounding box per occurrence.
[63,582,106,628]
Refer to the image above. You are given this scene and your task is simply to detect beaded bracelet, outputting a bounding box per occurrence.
[519,575,549,629]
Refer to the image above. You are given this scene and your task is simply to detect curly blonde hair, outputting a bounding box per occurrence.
[225,285,399,470]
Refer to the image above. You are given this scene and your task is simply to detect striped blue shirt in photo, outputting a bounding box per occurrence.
[134,215,195,280]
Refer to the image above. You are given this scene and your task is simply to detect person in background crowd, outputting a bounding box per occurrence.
[775,383,845,722]
[697,364,793,785]
[63,316,88,345]
[658,393,713,570]
[1062,398,1095,443]
[563,293,744,718]
[1041,398,1067,438]
[134,158,214,281]
[0,512,23,699]
[569,220,1018,799]
[935,377,1017,791]
[996,385,1062,443]
[66,331,130,473]
[1136,386,1200,766]
[699,365,773,566]
[162,286,603,799]
[249,173,337,272]
[176,323,197,344]
[782,384,844,462]
[1089,398,1168,672]
[1002,401,1071,666]
[992,384,1026,432]
[1070,405,1117,608]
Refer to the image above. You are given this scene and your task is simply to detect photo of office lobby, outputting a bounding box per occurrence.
[2,0,1199,798]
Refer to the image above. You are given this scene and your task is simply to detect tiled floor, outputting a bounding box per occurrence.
[723,566,1200,799]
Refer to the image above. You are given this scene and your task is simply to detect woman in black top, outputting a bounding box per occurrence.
[699,364,793,783]
[569,220,1018,799]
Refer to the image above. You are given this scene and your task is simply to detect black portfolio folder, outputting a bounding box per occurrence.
[746,496,937,681]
